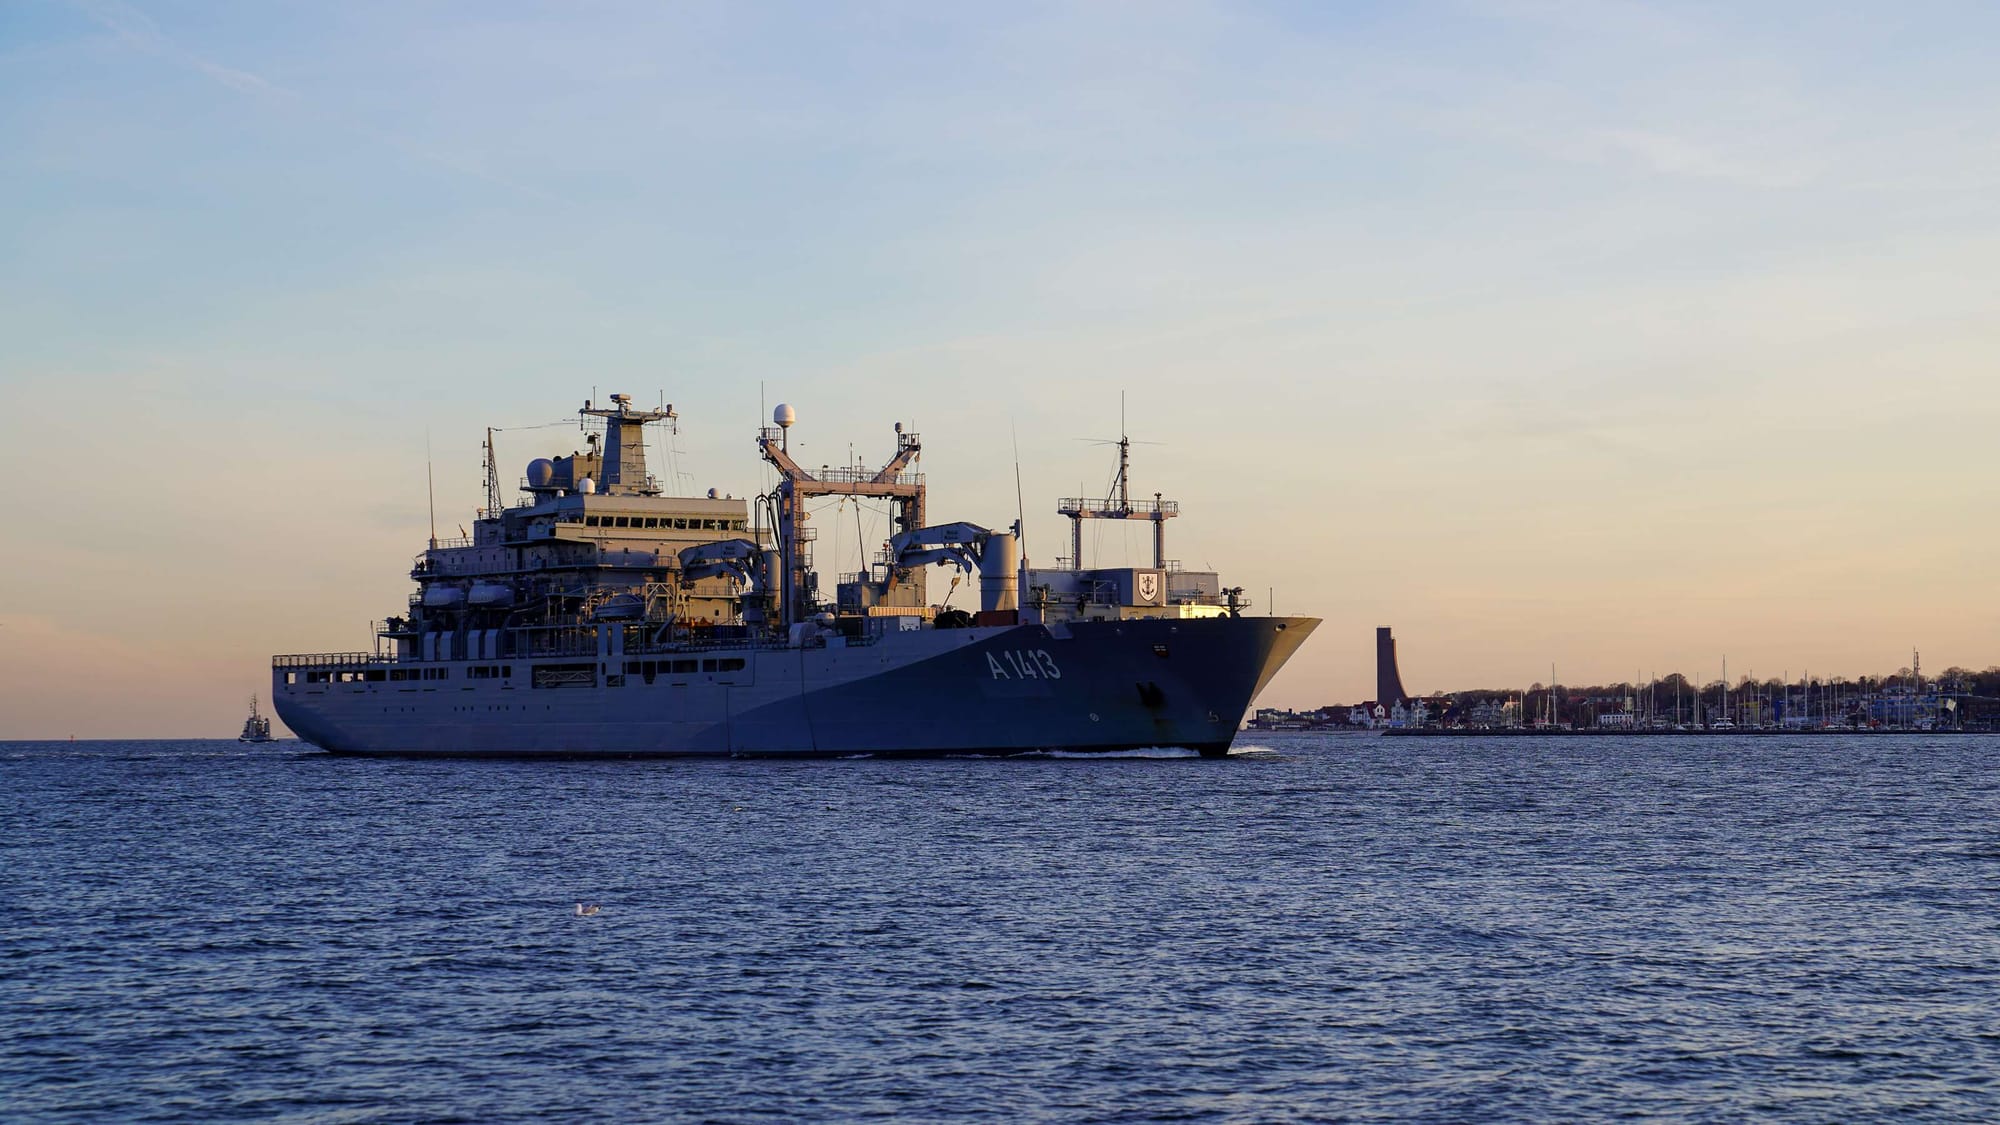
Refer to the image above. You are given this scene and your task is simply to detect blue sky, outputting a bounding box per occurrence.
[4,1,1999,734]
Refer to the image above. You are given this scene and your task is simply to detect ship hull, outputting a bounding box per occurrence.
[273,616,1317,758]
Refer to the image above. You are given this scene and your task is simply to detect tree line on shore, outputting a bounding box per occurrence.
[1433,666,2000,719]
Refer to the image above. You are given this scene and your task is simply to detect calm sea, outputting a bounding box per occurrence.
[4,733,1999,1122]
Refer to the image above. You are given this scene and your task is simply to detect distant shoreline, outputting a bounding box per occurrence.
[1377,727,1985,737]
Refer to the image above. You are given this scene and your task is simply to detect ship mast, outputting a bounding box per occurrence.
[483,427,503,517]
[1057,422,1178,571]
[757,405,924,629]
[578,394,676,495]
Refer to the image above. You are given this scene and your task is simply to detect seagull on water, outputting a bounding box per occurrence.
[575,902,601,916]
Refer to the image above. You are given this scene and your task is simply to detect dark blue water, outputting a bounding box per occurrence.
[6,734,2000,1122]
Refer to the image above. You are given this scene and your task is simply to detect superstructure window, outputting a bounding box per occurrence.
[625,659,667,684]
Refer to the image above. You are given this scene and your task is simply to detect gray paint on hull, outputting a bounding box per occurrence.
[275,617,1318,758]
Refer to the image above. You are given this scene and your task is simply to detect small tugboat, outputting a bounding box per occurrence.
[239,695,274,743]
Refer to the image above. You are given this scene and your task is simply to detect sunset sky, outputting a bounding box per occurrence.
[4,1,1998,737]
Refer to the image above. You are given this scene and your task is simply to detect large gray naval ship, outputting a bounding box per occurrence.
[272,396,1317,756]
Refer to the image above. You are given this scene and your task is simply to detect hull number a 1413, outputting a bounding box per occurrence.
[988,649,1062,680]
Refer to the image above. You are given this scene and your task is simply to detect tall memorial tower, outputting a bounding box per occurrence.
[1376,627,1409,707]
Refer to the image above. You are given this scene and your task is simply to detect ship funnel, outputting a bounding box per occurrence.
[979,532,1020,613]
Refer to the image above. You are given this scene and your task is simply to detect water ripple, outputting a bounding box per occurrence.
[4,734,2000,1121]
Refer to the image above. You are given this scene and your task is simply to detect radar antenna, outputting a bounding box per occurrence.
[483,427,503,517]
[1056,398,1177,570]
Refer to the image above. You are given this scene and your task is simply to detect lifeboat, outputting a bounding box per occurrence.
[468,582,516,608]
[592,593,645,621]
[421,585,466,609]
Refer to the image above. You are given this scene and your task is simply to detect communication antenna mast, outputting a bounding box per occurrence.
[426,432,438,549]
[1012,419,1027,563]
[1058,397,1177,570]
[483,427,502,517]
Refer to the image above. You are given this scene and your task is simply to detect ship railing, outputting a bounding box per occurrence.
[409,544,475,571]
[273,624,889,670]
[272,652,394,669]
[1055,497,1179,516]
[481,502,540,517]
[811,466,924,486]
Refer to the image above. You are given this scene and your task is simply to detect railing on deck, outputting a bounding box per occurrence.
[273,619,894,671]
[272,652,390,669]
[1055,497,1178,516]
[812,466,923,487]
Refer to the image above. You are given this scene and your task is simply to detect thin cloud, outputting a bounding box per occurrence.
[65,0,555,203]
[71,0,292,99]
[1596,128,1806,188]
[1461,0,1690,43]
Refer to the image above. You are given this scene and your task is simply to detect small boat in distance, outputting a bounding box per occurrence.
[239,695,274,743]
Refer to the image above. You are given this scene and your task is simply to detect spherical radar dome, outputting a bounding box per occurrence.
[773,403,797,428]
[526,458,555,488]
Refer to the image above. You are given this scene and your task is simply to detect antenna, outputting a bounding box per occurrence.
[483,426,502,517]
[426,431,438,549]
[1012,419,1027,560]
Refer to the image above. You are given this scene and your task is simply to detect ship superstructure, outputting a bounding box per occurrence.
[239,695,273,742]
[272,396,1316,756]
